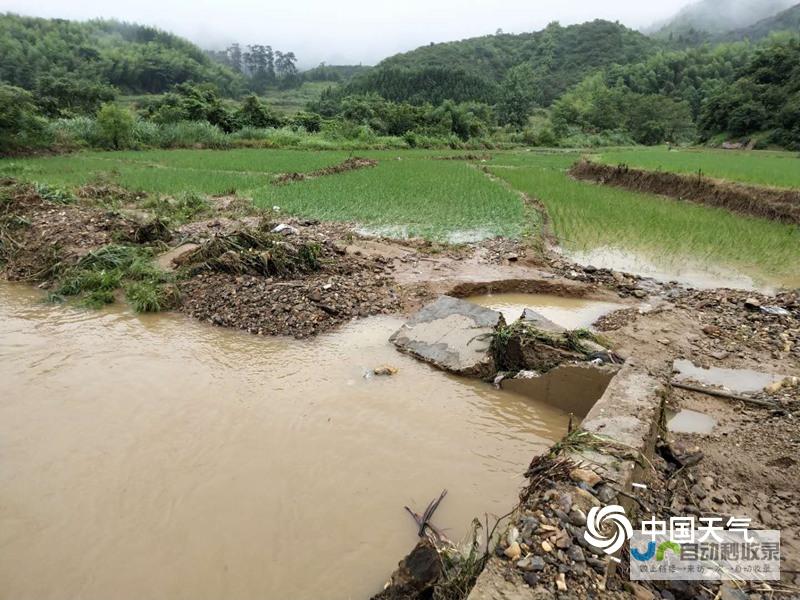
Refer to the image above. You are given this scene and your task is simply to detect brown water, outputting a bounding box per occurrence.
[0,283,569,600]
[467,293,621,329]
[666,409,717,434]
[672,359,787,395]
[566,246,799,292]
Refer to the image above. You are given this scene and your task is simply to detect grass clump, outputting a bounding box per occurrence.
[52,244,174,312]
[140,191,211,224]
[34,182,74,204]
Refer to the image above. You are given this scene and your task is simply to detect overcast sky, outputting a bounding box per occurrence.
[1,0,695,67]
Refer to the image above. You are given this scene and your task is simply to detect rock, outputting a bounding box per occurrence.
[271,223,299,235]
[632,289,647,299]
[764,380,783,394]
[541,540,553,553]
[625,582,655,600]
[389,296,503,378]
[569,468,602,487]
[567,508,587,526]
[570,487,601,513]
[521,555,546,572]
[567,546,585,563]
[657,338,671,345]
[744,297,761,309]
[381,539,442,594]
[555,573,567,591]
[522,572,539,587]
[702,324,721,336]
[719,584,749,600]
[372,365,398,376]
[690,483,707,500]
[596,485,617,504]
[504,542,522,560]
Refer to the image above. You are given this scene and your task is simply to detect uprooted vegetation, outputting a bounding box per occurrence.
[491,320,617,373]
[178,227,323,277]
[273,156,378,185]
[570,159,800,224]
[51,244,177,311]
[0,177,401,333]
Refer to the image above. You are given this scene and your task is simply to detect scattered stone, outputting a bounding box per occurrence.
[504,542,522,560]
[567,545,585,563]
[596,485,617,504]
[522,572,539,587]
[555,572,567,591]
[569,468,602,487]
[271,223,299,235]
[372,365,398,376]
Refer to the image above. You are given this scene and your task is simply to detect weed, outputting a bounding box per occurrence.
[52,244,173,313]
[125,281,177,312]
[34,182,74,204]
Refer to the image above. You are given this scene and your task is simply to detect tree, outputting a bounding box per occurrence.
[236,95,283,128]
[497,64,540,126]
[95,103,135,149]
[0,84,48,154]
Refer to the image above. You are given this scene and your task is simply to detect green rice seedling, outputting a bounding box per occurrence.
[490,155,800,288]
[596,147,800,188]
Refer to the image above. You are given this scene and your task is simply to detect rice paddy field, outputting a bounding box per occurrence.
[1,146,798,289]
[595,147,800,189]
[488,153,800,289]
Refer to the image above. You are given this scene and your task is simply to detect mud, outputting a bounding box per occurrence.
[0,181,141,281]
[273,156,378,184]
[570,160,800,224]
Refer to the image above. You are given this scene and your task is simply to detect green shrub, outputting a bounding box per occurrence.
[95,103,135,149]
[0,84,50,154]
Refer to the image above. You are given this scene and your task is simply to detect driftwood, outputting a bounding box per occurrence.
[670,380,777,408]
[405,489,450,543]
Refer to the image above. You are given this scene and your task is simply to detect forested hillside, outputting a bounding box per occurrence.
[346,20,658,106]
[0,14,243,115]
[720,3,800,42]
[651,0,795,39]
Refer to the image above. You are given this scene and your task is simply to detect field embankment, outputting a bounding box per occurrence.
[570,159,800,224]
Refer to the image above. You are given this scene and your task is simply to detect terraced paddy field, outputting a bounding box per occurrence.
[595,147,800,188]
[2,147,798,289]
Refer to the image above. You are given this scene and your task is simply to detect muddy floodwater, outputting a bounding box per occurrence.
[467,293,621,328]
[0,282,570,600]
[565,246,799,292]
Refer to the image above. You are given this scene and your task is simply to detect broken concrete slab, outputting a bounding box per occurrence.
[390,296,504,378]
[519,308,565,334]
[501,363,619,418]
